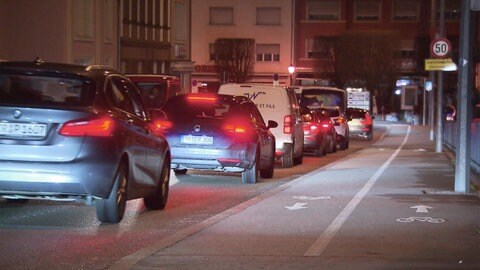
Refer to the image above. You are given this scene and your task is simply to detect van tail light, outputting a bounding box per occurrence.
[59,116,114,137]
[284,115,292,134]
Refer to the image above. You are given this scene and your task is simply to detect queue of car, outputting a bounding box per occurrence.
[0,59,369,224]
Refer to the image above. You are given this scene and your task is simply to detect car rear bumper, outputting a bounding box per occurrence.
[0,159,117,200]
[170,144,255,171]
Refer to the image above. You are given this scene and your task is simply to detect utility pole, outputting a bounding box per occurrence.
[455,0,475,193]
[435,0,445,153]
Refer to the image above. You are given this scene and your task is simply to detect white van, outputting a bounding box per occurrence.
[218,84,304,168]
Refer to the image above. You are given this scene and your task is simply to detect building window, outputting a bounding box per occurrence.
[306,0,340,21]
[256,44,280,62]
[392,0,419,21]
[174,1,187,42]
[209,7,234,25]
[306,37,335,59]
[437,1,461,21]
[397,40,415,58]
[73,0,95,41]
[256,7,281,25]
[355,0,380,21]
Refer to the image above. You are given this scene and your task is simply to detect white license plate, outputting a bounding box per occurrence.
[180,135,213,145]
[0,122,47,137]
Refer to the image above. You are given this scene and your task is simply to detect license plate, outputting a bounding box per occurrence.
[0,122,47,137]
[180,135,213,145]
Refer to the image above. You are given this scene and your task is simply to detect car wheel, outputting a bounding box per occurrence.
[242,152,258,184]
[294,145,303,165]
[367,132,373,141]
[96,163,128,223]
[174,169,187,175]
[281,143,294,168]
[144,155,171,210]
[259,145,275,179]
[313,141,324,157]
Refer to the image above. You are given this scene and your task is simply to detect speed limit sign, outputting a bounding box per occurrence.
[430,38,451,58]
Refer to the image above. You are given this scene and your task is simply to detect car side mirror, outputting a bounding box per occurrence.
[267,120,278,129]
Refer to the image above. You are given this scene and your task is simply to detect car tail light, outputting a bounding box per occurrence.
[321,121,332,129]
[336,117,346,124]
[150,119,173,135]
[222,119,253,141]
[303,123,318,135]
[284,115,292,134]
[187,94,217,103]
[59,116,114,137]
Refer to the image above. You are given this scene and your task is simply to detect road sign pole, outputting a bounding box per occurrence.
[455,0,474,193]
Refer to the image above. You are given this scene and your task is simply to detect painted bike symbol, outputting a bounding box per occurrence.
[396,216,446,224]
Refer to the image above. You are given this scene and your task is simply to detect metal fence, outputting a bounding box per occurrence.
[443,120,480,174]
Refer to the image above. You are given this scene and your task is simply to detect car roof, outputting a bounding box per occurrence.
[126,74,179,81]
[0,59,120,78]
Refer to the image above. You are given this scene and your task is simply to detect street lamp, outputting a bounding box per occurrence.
[287,64,295,86]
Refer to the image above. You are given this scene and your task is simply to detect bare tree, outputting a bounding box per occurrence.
[213,38,255,83]
[334,31,399,90]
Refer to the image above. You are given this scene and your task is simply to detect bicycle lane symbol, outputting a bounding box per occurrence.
[396,216,446,224]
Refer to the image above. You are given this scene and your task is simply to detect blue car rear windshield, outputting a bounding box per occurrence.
[163,97,242,122]
[0,74,94,107]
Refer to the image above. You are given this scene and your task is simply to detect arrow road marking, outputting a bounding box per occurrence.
[411,205,433,213]
[293,195,331,200]
[285,202,308,211]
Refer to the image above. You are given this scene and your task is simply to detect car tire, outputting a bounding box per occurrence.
[281,143,294,168]
[367,132,373,141]
[144,155,170,210]
[259,145,275,179]
[294,145,303,165]
[173,169,187,175]
[96,164,128,223]
[6,199,29,204]
[242,152,258,184]
[314,141,324,157]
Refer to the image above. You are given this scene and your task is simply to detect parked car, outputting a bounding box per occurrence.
[301,107,337,156]
[159,93,277,184]
[0,60,171,223]
[346,107,374,140]
[218,83,304,168]
[127,74,181,109]
[296,86,349,150]
[325,106,350,150]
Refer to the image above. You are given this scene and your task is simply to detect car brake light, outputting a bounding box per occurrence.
[150,120,173,135]
[223,119,253,141]
[187,95,217,103]
[59,116,114,137]
[284,115,292,134]
[336,117,346,124]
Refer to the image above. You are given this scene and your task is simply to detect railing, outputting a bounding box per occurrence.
[443,119,480,174]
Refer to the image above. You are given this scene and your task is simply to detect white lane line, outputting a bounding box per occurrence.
[304,125,411,257]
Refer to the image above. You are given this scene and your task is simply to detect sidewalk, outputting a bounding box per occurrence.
[109,124,480,270]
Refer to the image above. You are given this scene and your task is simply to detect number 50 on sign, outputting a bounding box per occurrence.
[430,38,452,58]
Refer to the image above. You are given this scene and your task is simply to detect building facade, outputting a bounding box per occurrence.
[190,0,294,92]
[0,0,194,93]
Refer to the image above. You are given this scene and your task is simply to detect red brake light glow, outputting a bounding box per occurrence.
[284,115,292,134]
[187,95,217,103]
[59,116,114,137]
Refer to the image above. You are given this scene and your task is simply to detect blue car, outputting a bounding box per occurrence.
[158,93,277,184]
[0,59,171,223]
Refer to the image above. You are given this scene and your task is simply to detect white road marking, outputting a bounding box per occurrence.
[293,195,331,200]
[304,125,411,257]
[411,205,433,213]
[285,202,308,210]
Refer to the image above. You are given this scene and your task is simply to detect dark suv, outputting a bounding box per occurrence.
[159,93,277,184]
